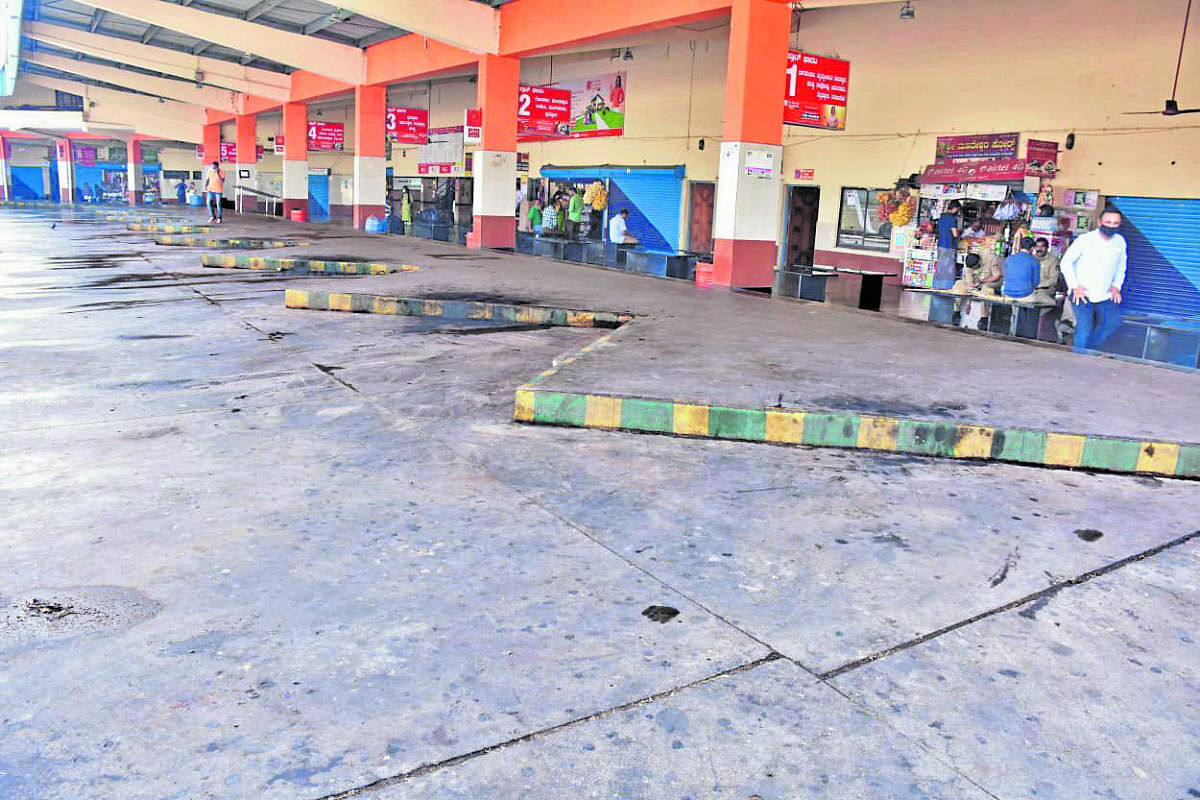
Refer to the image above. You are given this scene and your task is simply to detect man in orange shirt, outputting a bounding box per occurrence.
[204,160,225,223]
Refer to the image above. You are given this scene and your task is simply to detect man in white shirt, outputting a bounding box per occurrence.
[608,208,638,245]
[1060,207,1127,353]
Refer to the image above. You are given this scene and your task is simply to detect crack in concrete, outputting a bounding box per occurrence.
[817,529,1200,680]
[310,653,783,800]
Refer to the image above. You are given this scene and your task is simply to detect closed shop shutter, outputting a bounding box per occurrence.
[1107,196,1200,317]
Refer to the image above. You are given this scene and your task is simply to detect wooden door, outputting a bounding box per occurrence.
[688,181,715,253]
[785,186,821,267]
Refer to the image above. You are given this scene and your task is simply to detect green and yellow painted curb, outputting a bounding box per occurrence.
[203,255,415,275]
[285,289,633,328]
[155,236,305,249]
[513,388,1200,479]
[128,223,213,233]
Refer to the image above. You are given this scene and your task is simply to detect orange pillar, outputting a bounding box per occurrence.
[235,114,258,213]
[353,84,387,228]
[126,139,144,205]
[202,123,221,165]
[282,101,308,218]
[711,0,790,288]
[55,139,75,204]
[468,53,519,250]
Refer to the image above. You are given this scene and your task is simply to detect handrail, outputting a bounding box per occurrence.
[234,183,281,217]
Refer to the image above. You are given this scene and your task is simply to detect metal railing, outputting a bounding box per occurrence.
[235,185,282,218]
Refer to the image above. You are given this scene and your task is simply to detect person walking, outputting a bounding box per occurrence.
[1060,207,1128,353]
[204,160,225,223]
[175,179,187,205]
[933,200,961,289]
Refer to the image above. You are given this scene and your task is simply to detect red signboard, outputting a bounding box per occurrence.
[307,121,345,151]
[73,145,97,165]
[386,107,428,145]
[794,168,815,181]
[517,84,573,141]
[935,132,1019,163]
[1025,139,1059,176]
[220,141,237,162]
[464,108,482,144]
[784,50,849,130]
[921,158,1029,183]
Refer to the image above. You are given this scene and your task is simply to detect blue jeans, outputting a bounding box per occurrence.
[206,191,222,219]
[1072,298,1121,353]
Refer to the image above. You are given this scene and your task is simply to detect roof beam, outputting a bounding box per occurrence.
[23,51,243,113]
[243,0,288,22]
[24,22,292,102]
[497,0,729,55]
[328,0,499,53]
[22,73,206,141]
[68,0,364,84]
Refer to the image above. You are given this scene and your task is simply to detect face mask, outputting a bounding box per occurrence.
[1100,225,1121,237]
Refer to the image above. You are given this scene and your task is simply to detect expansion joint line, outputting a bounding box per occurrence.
[817,528,1200,680]
[311,653,784,800]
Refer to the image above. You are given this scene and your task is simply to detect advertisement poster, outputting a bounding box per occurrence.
[386,107,428,145]
[1025,139,1059,176]
[516,71,626,142]
[935,132,1019,162]
[418,125,465,176]
[73,145,96,165]
[783,50,850,130]
[307,121,345,151]
[464,108,482,145]
[921,158,1028,183]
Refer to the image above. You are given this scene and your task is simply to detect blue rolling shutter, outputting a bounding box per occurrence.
[540,165,684,252]
[1107,197,1200,317]
[307,173,330,223]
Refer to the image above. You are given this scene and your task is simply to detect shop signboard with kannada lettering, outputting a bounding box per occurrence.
[517,72,626,141]
[386,107,428,145]
[935,132,1019,162]
[783,50,850,130]
[307,121,345,151]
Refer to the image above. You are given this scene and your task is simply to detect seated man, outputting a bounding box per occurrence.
[1002,237,1041,300]
[954,251,1003,295]
[608,208,639,245]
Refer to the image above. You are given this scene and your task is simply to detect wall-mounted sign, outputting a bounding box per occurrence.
[516,72,626,142]
[935,132,1019,163]
[744,147,776,179]
[784,50,849,131]
[1025,139,1059,176]
[274,135,285,155]
[516,152,530,173]
[73,145,97,165]
[921,158,1028,183]
[794,168,815,181]
[220,141,237,162]
[418,125,465,176]
[386,107,428,145]
[307,121,345,151]
[464,108,482,145]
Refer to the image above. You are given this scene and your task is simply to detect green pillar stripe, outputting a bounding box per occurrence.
[620,397,674,433]
[708,406,767,441]
[802,413,861,447]
[896,420,958,457]
[533,392,587,425]
[1079,437,1142,471]
[990,428,1048,463]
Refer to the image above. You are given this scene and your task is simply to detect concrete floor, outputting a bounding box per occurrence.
[2,208,1199,800]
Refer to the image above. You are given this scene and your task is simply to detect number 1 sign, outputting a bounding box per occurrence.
[783,51,850,131]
